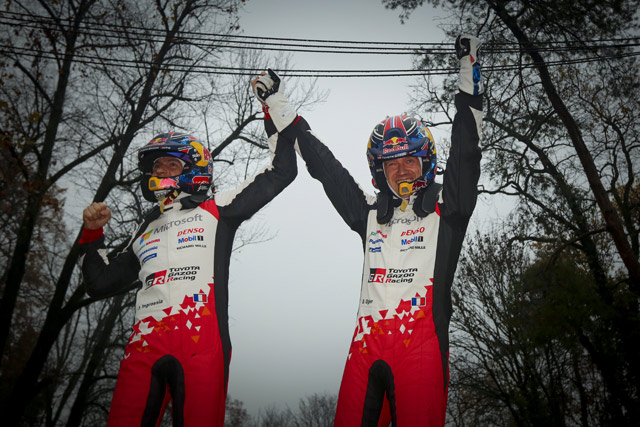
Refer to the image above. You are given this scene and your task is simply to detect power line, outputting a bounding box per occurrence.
[3,42,638,78]
[1,10,639,56]
[1,11,638,78]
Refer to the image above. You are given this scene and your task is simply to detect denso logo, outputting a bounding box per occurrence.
[177,228,204,236]
[401,227,425,237]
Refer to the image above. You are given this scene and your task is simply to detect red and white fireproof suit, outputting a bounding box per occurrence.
[79,124,295,427]
[276,91,482,425]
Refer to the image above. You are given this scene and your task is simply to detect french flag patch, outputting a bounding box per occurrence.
[411,297,426,307]
[193,294,207,303]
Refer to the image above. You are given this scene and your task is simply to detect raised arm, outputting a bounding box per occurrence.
[79,202,140,298]
[286,117,373,238]
[441,35,484,223]
[214,71,298,222]
[253,70,373,238]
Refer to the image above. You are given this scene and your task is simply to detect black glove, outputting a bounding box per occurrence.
[253,68,281,103]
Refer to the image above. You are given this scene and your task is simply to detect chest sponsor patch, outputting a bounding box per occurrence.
[144,270,167,289]
[368,268,417,284]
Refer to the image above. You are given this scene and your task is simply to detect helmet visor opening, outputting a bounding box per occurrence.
[151,156,186,177]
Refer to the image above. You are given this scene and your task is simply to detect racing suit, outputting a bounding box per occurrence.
[282,92,482,426]
[79,122,295,427]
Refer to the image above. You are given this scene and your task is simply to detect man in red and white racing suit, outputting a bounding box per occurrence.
[79,74,296,427]
[259,36,483,425]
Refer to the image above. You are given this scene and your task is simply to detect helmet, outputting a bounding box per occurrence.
[366,115,437,197]
[138,132,213,202]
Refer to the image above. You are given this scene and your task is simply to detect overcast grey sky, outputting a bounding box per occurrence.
[224,0,469,416]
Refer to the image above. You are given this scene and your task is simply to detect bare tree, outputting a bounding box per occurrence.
[381,0,639,422]
[225,395,251,427]
[0,0,326,424]
[449,229,613,425]
[253,405,297,427]
[296,393,337,427]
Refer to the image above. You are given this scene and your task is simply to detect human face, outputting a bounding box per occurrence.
[383,156,422,198]
[152,156,184,177]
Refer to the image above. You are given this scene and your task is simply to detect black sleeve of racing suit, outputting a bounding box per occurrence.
[440,92,483,224]
[215,118,297,223]
[281,116,372,240]
[431,91,483,380]
[80,209,159,299]
[80,235,140,299]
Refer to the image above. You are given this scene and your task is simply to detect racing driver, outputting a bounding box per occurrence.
[79,73,296,426]
[255,35,484,425]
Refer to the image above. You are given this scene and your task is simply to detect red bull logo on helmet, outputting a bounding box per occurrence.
[149,136,167,144]
[148,177,178,191]
[383,144,409,154]
[383,136,407,146]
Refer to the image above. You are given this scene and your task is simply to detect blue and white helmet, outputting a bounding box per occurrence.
[138,132,213,202]
[366,115,437,197]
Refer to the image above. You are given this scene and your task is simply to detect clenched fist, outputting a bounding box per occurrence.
[83,202,111,230]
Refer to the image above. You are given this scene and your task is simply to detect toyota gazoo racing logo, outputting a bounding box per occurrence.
[144,270,167,289]
[166,266,200,282]
[368,268,386,283]
[368,267,417,284]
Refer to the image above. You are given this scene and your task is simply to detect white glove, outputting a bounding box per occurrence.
[252,69,297,131]
[456,35,483,95]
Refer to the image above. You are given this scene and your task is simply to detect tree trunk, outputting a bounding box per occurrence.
[0,0,96,361]
[486,0,640,293]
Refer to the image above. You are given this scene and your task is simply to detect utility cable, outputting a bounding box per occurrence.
[3,43,638,78]
[1,11,639,56]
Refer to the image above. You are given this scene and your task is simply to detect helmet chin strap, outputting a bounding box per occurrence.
[158,189,181,213]
[383,179,412,212]
[148,176,182,212]
[388,179,417,198]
